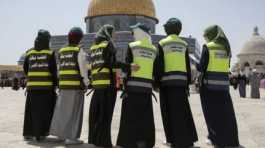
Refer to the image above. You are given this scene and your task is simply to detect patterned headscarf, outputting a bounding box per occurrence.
[204,25,231,56]
[95,24,114,42]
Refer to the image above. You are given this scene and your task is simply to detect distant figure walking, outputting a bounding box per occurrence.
[250,69,261,99]
[238,72,247,98]
[0,79,4,89]
[12,77,19,91]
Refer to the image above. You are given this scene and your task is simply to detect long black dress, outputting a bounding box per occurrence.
[23,50,57,138]
[157,45,198,147]
[197,46,239,147]
[238,74,247,98]
[88,41,130,147]
[117,92,155,148]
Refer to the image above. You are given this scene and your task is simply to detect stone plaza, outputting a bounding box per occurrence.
[0,87,264,148]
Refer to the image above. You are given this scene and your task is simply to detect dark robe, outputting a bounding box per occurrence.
[157,44,198,147]
[116,46,157,148]
[117,92,155,148]
[23,91,56,137]
[88,40,130,147]
[197,45,239,147]
[12,77,19,91]
[250,72,261,99]
[23,49,57,138]
[238,74,247,98]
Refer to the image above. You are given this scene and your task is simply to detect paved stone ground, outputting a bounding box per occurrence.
[0,86,265,148]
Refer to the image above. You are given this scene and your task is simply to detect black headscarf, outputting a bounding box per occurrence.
[34,29,51,50]
[68,27,84,45]
[164,18,182,35]
[204,25,231,56]
[95,24,114,44]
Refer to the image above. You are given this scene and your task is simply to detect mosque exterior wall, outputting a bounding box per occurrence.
[85,15,157,33]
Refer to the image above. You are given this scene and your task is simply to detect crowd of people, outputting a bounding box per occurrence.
[21,18,242,148]
[230,71,265,99]
[0,77,26,90]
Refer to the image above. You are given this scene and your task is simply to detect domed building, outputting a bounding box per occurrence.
[237,27,265,73]
[47,0,199,62]
[86,0,158,33]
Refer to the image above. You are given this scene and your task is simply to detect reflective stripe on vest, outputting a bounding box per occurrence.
[159,35,188,86]
[203,79,230,86]
[26,49,52,56]
[205,42,230,90]
[59,81,81,86]
[59,70,79,75]
[161,75,187,81]
[127,81,153,88]
[90,41,112,88]
[28,72,51,77]
[27,82,53,86]
[59,46,81,89]
[26,49,53,90]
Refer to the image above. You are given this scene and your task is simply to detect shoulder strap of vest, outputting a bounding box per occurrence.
[59,46,80,53]
[91,41,109,51]
[207,42,225,50]
[129,41,141,48]
[26,49,52,56]
[129,40,156,51]
[159,35,188,47]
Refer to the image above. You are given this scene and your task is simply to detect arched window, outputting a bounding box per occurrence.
[256,61,264,66]
[244,62,250,67]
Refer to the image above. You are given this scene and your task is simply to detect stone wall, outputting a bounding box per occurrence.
[85,15,157,33]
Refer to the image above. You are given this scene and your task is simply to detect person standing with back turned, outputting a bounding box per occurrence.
[23,30,57,142]
[88,24,139,147]
[157,18,198,148]
[117,23,158,148]
[197,25,240,148]
[50,27,89,145]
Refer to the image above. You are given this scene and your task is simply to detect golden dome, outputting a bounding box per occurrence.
[87,0,157,20]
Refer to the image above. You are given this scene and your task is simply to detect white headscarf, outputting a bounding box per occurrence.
[133,28,152,43]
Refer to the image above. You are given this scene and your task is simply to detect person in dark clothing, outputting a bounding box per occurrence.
[88,24,139,147]
[197,25,240,147]
[116,23,158,148]
[238,72,247,98]
[23,30,57,141]
[157,18,198,148]
[250,69,261,99]
[0,79,4,89]
[12,77,20,90]
[230,75,238,90]
[20,77,26,89]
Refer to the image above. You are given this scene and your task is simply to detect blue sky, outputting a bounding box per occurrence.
[0,0,265,65]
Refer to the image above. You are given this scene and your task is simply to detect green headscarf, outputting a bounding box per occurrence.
[204,25,231,57]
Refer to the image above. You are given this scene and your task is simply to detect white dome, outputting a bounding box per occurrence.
[238,27,265,56]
